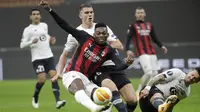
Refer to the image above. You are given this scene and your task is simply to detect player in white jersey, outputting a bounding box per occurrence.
[51,3,137,112]
[139,68,200,112]
[20,8,65,109]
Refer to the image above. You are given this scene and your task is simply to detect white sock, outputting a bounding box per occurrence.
[137,73,151,92]
[74,90,99,111]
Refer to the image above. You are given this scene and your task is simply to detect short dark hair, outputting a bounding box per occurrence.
[95,23,107,30]
[79,3,93,11]
[136,6,144,10]
[30,8,40,15]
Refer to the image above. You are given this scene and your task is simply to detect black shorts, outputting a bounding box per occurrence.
[92,66,131,90]
[139,86,164,112]
[32,57,56,75]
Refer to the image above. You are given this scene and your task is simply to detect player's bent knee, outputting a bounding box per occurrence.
[68,78,84,94]
[150,93,164,103]
[62,71,83,94]
[101,79,118,91]
[37,73,46,83]
[120,84,138,103]
[48,70,56,78]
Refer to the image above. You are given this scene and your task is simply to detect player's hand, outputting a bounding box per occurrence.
[125,54,134,66]
[139,88,150,99]
[50,36,56,45]
[161,46,168,54]
[51,74,62,82]
[38,0,51,11]
[32,38,39,44]
[126,50,134,57]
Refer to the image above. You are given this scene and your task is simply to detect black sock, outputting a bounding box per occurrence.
[152,97,164,109]
[33,82,45,103]
[52,81,60,102]
[126,102,137,112]
[112,91,127,112]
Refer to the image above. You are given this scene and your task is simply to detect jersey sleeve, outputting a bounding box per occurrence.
[107,25,117,42]
[162,68,184,82]
[20,28,33,48]
[49,10,90,44]
[107,48,129,71]
[64,34,79,52]
[150,25,163,48]
[126,24,135,51]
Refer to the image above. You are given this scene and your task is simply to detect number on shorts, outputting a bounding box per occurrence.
[36,65,45,73]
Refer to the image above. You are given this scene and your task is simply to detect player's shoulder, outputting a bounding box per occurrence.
[163,68,185,76]
[23,24,32,32]
[40,22,48,27]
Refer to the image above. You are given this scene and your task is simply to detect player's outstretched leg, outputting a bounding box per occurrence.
[32,73,46,108]
[102,79,128,112]
[62,71,110,112]
[158,95,178,112]
[119,83,138,112]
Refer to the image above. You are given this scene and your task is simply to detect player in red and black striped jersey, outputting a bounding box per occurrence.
[39,1,133,112]
[126,7,168,94]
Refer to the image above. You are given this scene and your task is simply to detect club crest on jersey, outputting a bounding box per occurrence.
[84,47,101,62]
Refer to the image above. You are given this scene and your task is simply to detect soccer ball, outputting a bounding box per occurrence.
[93,87,112,105]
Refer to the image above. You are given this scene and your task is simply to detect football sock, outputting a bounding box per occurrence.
[152,97,164,109]
[33,82,45,103]
[52,81,60,102]
[137,72,151,92]
[126,103,137,112]
[112,91,127,112]
[75,90,98,111]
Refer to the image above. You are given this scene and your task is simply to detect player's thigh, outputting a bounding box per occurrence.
[92,72,111,87]
[37,73,46,83]
[45,57,56,75]
[150,55,160,72]
[32,60,46,83]
[62,71,85,91]
[139,97,157,112]
[110,71,131,90]
[139,54,152,73]
[119,83,137,103]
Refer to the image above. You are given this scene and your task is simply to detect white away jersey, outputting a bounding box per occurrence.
[64,23,117,66]
[21,22,53,62]
[155,68,191,100]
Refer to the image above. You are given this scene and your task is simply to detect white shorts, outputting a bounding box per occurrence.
[139,54,160,73]
[62,71,98,96]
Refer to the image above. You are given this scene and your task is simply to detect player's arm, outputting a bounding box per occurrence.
[20,28,38,49]
[52,35,78,81]
[107,26,124,51]
[126,24,135,55]
[108,48,134,71]
[39,1,89,44]
[140,68,182,98]
[150,25,167,53]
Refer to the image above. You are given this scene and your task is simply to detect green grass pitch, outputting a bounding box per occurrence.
[0,79,199,112]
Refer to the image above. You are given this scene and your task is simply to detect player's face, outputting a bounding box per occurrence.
[30,11,41,24]
[94,27,109,45]
[79,7,94,25]
[185,70,200,84]
[135,9,145,20]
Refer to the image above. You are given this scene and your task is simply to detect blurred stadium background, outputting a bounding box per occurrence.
[0,0,200,112]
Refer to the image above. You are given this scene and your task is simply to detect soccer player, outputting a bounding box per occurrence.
[54,3,137,112]
[139,68,200,112]
[39,1,134,112]
[126,7,168,93]
[20,8,66,109]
